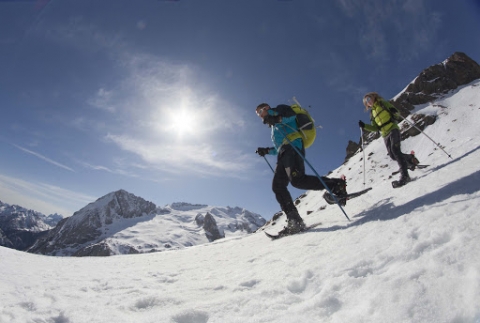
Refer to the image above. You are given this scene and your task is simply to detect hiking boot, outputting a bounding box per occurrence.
[322,177,347,206]
[322,191,347,206]
[287,218,306,234]
[276,219,306,236]
[332,179,347,196]
[407,151,420,171]
[284,209,306,232]
[398,174,411,186]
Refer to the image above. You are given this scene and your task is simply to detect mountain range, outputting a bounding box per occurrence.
[0,201,62,251]
[26,190,266,256]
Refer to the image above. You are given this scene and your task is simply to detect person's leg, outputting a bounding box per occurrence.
[283,145,347,205]
[272,159,295,214]
[387,129,410,182]
[271,146,305,233]
[287,146,342,190]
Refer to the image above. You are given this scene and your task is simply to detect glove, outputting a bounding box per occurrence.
[255,147,270,157]
[358,120,365,128]
[263,115,281,126]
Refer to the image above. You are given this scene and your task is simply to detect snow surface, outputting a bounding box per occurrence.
[101,204,265,255]
[1,80,480,322]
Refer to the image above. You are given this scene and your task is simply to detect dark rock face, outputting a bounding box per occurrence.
[0,228,13,248]
[393,52,480,115]
[203,212,224,242]
[344,140,362,164]
[399,114,437,140]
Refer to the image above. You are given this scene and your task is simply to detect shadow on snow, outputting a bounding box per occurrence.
[312,145,480,233]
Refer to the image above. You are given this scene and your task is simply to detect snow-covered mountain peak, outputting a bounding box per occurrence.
[27,190,266,256]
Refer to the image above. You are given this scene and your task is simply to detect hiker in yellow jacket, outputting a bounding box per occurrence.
[358,92,419,187]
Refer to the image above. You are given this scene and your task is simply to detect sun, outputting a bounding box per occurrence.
[167,108,197,137]
[174,110,194,133]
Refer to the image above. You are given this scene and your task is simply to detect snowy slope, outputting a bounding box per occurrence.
[104,203,266,254]
[1,80,479,322]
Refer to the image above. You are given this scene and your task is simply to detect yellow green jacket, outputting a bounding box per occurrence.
[363,99,399,137]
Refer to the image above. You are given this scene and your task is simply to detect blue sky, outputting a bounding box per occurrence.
[0,0,479,219]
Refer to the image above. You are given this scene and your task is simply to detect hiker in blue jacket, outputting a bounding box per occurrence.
[255,103,347,235]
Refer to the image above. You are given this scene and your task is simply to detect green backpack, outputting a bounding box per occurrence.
[286,103,316,148]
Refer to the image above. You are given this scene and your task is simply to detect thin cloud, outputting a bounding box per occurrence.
[335,0,442,62]
[0,173,95,216]
[13,144,75,172]
[105,133,254,179]
[87,88,116,112]
[76,159,139,178]
[38,16,127,54]
[90,51,253,178]
[34,18,254,179]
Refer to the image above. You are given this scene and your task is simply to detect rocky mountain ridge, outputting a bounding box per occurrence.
[0,201,63,250]
[27,189,266,256]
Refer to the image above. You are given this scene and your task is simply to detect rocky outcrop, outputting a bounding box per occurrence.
[393,52,480,115]
[28,190,156,256]
[344,140,361,164]
[0,228,13,248]
[202,212,224,242]
[399,114,437,140]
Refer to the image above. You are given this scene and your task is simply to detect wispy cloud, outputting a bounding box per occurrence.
[105,133,254,179]
[76,159,139,178]
[87,88,116,112]
[0,173,95,216]
[34,18,256,179]
[89,51,253,178]
[37,16,127,54]
[335,0,442,62]
[13,144,75,172]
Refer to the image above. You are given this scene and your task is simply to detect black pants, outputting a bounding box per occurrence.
[272,145,338,214]
[384,128,409,177]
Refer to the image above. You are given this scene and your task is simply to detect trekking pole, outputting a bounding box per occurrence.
[276,126,351,221]
[361,128,366,188]
[263,156,274,173]
[398,114,452,159]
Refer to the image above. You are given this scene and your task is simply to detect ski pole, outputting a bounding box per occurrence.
[398,114,452,159]
[361,128,366,188]
[263,156,274,173]
[276,126,351,221]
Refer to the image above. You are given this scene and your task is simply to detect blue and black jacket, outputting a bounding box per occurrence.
[266,105,303,155]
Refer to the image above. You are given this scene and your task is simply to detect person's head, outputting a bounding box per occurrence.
[363,92,380,110]
[256,103,270,119]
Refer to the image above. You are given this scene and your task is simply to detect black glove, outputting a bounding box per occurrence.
[263,115,281,126]
[358,120,365,128]
[255,147,270,157]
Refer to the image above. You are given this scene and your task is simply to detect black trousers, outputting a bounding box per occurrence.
[272,145,338,214]
[384,128,409,177]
